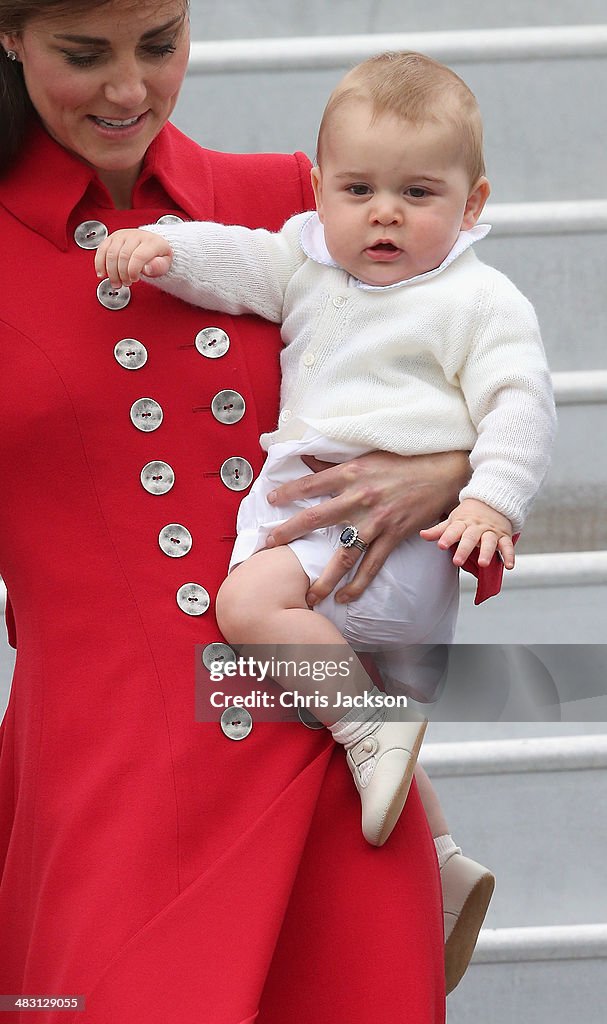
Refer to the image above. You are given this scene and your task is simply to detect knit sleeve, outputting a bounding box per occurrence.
[140,213,309,322]
[457,274,557,531]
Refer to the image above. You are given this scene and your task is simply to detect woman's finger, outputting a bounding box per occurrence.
[332,535,397,602]
[306,544,365,606]
[268,458,362,507]
[266,494,361,547]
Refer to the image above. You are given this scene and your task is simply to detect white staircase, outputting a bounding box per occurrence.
[424,725,607,1021]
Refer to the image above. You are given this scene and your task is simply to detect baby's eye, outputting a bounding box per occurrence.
[348,184,372,197]
[405,187,429,199]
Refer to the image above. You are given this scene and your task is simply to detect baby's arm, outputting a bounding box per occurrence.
[422,271,556,567]
[420,497,514,568]
[96,216,308,323]
[95,230,173,286]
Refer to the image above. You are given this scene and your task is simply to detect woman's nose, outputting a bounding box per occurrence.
[103,62,147,109]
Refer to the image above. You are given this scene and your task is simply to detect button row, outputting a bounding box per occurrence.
[74,217,183,251]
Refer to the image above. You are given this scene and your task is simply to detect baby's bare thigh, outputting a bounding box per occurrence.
[219,546,311,613]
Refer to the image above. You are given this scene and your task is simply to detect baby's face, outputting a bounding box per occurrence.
[312,101,486,286]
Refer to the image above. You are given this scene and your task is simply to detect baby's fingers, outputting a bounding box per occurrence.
[497,534,516,570]
[476,531,499,568]
[142,254,172,278]
[419,519,449,542]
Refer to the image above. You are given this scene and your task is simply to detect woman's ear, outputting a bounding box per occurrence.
[1,33,20,58]
[310,166,324,222]
[461,176,491,230]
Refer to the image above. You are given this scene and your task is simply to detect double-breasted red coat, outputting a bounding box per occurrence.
[0,122,446,1023]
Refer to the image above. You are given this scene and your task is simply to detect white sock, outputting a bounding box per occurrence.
[327,686,386,749]
[434,834,462,869]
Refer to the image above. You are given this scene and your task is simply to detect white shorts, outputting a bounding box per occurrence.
[230,432,459,701]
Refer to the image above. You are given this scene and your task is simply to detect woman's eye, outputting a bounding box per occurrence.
[145,43,177,58]
[62,51,100,67]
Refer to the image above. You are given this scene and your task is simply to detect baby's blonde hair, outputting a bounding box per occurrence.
[317,51,485,184]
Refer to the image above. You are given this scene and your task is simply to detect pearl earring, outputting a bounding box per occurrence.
[6,50,18,61]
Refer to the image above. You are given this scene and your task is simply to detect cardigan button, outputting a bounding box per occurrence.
[219,457,253,492]
[302,352,315,367]
[332,295,347,308]
[176,583,210,616]
[158,523,193,558]
[201,642,237,672]
[97,278,131,310]
[220,706,253,741]
[140,460,175,495]
[211,389,246,425]
[74,219,108,249]
[156,214,184,225]
[195,327,230,359]
[114,337,148,370]
[130,397,163,432]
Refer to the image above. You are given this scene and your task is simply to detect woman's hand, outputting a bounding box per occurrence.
[264,449,470,604]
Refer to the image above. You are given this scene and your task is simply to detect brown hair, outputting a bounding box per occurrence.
[317,51,485,184]
[0,0,188,174]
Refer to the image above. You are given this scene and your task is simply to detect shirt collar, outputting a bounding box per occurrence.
[0,118,214,251]
[300,210,491,290]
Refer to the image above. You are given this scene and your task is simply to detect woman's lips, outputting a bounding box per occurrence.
[88,111,149,137]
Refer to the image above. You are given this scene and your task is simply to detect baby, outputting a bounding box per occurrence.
[97,51,557,986]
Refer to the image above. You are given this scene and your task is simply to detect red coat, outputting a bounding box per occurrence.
[0,122,445,1023]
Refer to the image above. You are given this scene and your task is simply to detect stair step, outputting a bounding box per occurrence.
[422,737,607,928]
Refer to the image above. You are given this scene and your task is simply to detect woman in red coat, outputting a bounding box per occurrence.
[0,2,470,1021]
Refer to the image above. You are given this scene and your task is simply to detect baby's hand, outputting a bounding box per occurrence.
[419,498,515,569]
[95,229,173,287]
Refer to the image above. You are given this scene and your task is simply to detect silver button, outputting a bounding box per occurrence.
[114,337,148,370]
[220,706,253,741]
[158,523,192,558]
[97,279,131,311]
[176,583,210,616]
[302,352,315,367]
[219,457,253,492]
[130,398,163,432]
[333,295,346,308]
[202,642,237,672]
[211,389,246,425]
[279,409,292,422]
[195,327,230,359]
[156,214,184,225]
[140,460,175,495]
[297,707,325,730]
[74,220,108,250]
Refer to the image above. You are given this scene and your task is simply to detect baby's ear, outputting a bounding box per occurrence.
[461,177,490,229]
[310,166,324,221]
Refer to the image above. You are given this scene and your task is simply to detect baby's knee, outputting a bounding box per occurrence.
[215,569,259,643]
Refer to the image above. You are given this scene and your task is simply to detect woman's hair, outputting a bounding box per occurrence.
[316,51,485,184]
[0,0,188,174]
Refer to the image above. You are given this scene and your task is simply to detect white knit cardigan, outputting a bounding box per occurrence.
[144,212,556,531]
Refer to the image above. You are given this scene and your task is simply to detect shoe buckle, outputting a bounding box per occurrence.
[349,734,378,766]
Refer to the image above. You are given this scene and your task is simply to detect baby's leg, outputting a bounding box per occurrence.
[216,546,375,726]
[216,546,426,846]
